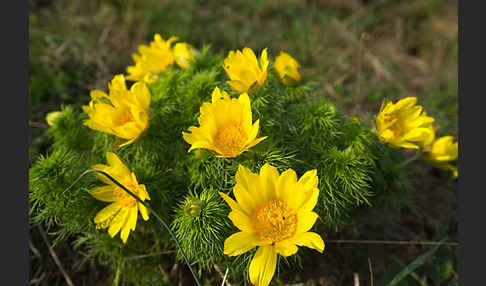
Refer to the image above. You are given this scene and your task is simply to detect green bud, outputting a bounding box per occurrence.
[46,111,62,126]
[184,198,203,217]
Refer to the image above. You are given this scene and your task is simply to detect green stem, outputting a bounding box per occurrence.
[396,150,422,169]
[68,169,202,286]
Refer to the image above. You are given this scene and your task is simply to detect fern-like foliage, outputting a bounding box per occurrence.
[29,45,410,285]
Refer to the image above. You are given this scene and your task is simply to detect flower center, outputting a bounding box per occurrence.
[252,200,297,244]
[213,123,248,157]
[113,181,138,208]
[115,108,134,126]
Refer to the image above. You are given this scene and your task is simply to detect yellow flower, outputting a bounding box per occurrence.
[82,74,151,148]
[423,136,458,162]
[126,34,178,83]
[173,42,197,69]
[90,152,151,244]
[423,136,459,178]
[223,47,269,94]
[46,110,62,126]
[374,97,435,149]
[274,51,301,85]
[219,164,325,286]
[182,87,267,158]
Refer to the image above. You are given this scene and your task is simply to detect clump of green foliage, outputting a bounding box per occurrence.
[29,46,411,285]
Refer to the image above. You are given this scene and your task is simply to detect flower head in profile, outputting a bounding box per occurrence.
[219,164,325,286]
[223,47,269,94]
[374,97,435,149]
[182,87,267,158]
[173,42,197,69]
[423,136,459,178]
[82,74,151,148]
[126,34,178,83]
[274,51,301,85]
[90,152,151,244]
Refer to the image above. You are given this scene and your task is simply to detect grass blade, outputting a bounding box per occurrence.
[387,238,446,286]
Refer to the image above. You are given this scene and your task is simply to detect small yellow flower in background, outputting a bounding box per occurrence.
[423,136,459,178]
[82,74,151,148]
[423,136,458,162]
[90,152,151,244]
[182,87,267,158]
[274,51,301,85]
[223,47,269,94]
[374,97,435,149]
[219,164,325,286]
[46,110,62,126]
[173,42,197,69]
[126,34,178,83]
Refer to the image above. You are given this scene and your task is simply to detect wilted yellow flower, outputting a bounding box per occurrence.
[173,42,197,69]
[274,51,301,85]
[82,74,151,148]
[219,164,325,286]
[182,87,267,158]
[126,34,178,83]
[374,97,435,149]
[423,136,459,178]
[223,47,269,94]
[46,110,62,126]
[90,152,151,244]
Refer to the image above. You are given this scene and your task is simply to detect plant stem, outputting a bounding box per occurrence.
[396,150,422,169]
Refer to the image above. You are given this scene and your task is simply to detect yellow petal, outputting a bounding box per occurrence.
[90,90,107,101]
[402,128,432,142]
[394,97,417,111]
[228,209,255,233]
[298,169,318,190]
[258,163,279,200]
[187,140,215,153]
[235,165,266,206]
[117,138,137,148]
[233,184,259,215]
[90,185,115,202]
[211,87,229,102]
[224,231,258,256]
[120,206,138,243]
[94,202,121,224]
[235,164,256,193]
[106,152,130,176]
[219,191,246,214]
[249,245,277,286]
[274,239,298,257]
[259,48,269,72]
[292,232,325,253]
[242,47,259,67]
[276,168,298,203]
[239,92,253,131]
[227,80,249,94]
[138,202,149,220]
[296,211,319,234]
[138,184,150,201]
[397,142,420,149]
[299,188,319,212]
[246,120,261,143]
[108,207,129,238]
[91,164,117,185]
[131,82,151,110]
[245,136,267,150]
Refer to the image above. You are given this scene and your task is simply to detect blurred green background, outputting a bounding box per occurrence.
[29,0,458,285]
